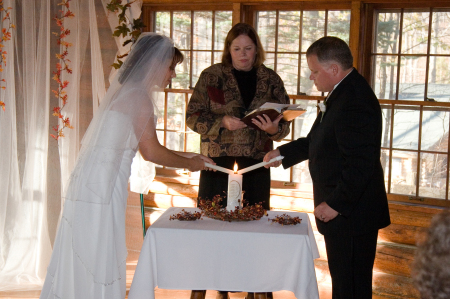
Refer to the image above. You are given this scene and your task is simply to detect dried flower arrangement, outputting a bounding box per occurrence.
[169,209,202,221]
[197,195,267,222]
[268,214,302,226]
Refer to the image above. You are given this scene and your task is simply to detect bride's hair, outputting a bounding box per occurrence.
[172,47,184,67]
[118,34,178,85]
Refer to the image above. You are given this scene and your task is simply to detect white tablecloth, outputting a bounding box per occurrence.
[129,207,320,299]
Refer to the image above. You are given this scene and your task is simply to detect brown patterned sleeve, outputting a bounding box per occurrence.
[186,71,224,136]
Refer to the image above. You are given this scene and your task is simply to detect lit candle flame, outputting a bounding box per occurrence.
[233,162,238,173]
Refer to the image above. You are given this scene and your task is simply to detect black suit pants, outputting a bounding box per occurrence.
[324,230,378,299]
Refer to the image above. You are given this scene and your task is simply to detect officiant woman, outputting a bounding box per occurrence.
[186,22,290,299]
[186,22,290,212]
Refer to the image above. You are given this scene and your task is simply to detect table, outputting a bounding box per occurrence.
[128,207,320,299]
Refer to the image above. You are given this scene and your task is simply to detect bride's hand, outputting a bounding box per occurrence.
[187,155,207,172]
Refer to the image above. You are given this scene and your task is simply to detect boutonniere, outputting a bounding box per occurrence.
[318,102,326,112]
[317,102,327,122]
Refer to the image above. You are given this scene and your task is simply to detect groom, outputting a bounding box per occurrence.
[264,36,390,299]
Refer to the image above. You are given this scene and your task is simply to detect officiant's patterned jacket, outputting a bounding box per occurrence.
[186,63,290,160]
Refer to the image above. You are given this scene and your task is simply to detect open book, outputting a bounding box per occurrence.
[241,103,306,130]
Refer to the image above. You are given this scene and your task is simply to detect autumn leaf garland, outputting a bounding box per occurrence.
[0,1,14,111]
[51,0,74,140]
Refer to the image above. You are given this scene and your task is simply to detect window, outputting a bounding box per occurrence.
[372,9,450,101]
[371,7,450,205]
[142,7,233,167]
[154,10,233,89]
[253,8,351,186]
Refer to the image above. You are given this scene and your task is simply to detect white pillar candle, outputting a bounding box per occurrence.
[227,172,242,211]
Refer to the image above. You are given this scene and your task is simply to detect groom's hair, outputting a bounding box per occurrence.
[307,36,353,70]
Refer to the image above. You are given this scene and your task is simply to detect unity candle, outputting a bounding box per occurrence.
[227,163,243,211]
[203,156,285,210]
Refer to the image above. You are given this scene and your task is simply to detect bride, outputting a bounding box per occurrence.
[39,33,212,299]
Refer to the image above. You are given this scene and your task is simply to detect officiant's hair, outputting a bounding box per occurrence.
[222,23,265,68]
[306,36,353,70]
[412,210,450,299]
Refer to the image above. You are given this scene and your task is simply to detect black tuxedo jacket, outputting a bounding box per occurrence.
[279,69,390,236]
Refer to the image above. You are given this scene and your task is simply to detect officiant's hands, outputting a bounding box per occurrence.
[221,115,247,131]
[263,149,283,168]
[252,113,283,135]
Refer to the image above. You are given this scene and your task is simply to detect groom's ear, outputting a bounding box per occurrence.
[330,63,339,76]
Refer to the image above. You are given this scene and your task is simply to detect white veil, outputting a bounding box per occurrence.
[56,33,175,286]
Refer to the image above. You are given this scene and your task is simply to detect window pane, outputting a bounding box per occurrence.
[401,11,429,55]
[375,11,401,54]
[393,106,420,150]
[193,11,212,50]
[192,51,212,87]
[272,140,291,181]
[277,53,299,95]
[373,55,398,100]
[292,99,317,140]
[186,132,200,153]
[419,153,447,199]
[327,10,351,44]
[156,130,164,145]
[300,54,314,95]
[380,105,392,148]
[430,11,450,55]
[173,12,191,50]
[265,52,275,70]
[427,56,450,102]
[258,11,277,52]
[381,149,390,191]
[390,150,417,196]
[278,11,300,52]
[421,108,449,152]
[155,12,170,37]
[172,50,190,89]
[302,11,325,52]
[213,51,222,64]
[166,131,185,152]
[215,11,232,51]
[155,93,165,130]
[167,93,186,131]
[292,161,313,190]
[399,56,427,101]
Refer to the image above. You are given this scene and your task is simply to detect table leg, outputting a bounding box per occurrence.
[190,290,206,299]
[247,293,269,299]
[216,291,230,299]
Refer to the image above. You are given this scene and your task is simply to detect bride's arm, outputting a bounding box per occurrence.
[170,150,214,164]
[139,134,207,172]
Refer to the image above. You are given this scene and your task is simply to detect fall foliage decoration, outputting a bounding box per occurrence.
[51,0,74,140]
[197,195,268,222]
[169,209,202,221]
[268,214,302,226]
[0,1,15,111]
[106,0,145,69]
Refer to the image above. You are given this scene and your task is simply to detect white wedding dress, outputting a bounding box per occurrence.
[39,32,175,299]
[40,110,139,299]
